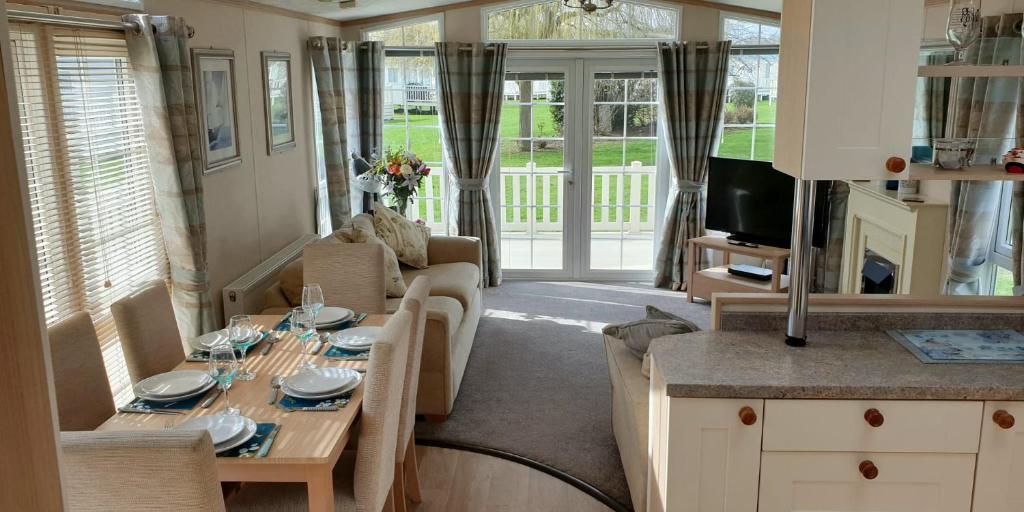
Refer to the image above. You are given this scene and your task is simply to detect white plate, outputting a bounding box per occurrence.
[327,327,381,348]
[177,415,247,446]
[281,373,362,400]
[315,307,354,327]
[284,368,359,395]
[213,417,258,454]
[135,370,213,398]
[136,378,216,403]
[332,341,371,353]
[189,329,231,351]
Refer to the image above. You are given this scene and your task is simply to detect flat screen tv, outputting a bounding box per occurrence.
[705,157,830,249]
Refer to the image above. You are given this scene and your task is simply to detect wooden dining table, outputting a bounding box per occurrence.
[97,313,387,512]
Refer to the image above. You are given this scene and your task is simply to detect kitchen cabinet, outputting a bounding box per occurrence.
[973,402,1024,512]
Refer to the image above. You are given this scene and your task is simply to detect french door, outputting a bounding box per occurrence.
[493,57,667,279]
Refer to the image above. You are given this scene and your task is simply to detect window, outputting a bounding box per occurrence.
[988,182,1017,296]
[717,16,779,161]
[365,18,449,233]
[485,0,677,42]
[11,25,168,405]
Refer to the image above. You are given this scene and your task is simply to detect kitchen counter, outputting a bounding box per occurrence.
[649,330,1024,401]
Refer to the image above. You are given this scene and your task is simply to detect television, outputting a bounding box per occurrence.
[705,157,831,249]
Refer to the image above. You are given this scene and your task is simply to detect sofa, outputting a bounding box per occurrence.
[263,234,482,421]
[605,333,650,512]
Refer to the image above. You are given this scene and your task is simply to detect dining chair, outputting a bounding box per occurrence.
[61,430,226,511]
[47,312,116,431]
[227,310,414,512]
[110,280,186,384]
[303,242,388,314]
[393,276,430,512]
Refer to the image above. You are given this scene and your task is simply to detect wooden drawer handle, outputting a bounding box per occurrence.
[859,460,879,480]
[993,410,1016,430]
[864,408,884,428]
[885,156,906,173]
[738,406,757,426]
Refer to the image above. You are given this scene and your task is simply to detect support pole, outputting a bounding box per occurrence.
[785,179,816,347]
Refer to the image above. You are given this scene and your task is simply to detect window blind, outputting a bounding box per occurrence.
[10,23,169,406]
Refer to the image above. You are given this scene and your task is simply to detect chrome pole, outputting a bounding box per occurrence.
[785,179,816,347]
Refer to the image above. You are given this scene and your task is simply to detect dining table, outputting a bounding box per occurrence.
[96,313,388,512]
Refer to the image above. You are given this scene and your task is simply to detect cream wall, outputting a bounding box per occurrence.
[140,0,341,322]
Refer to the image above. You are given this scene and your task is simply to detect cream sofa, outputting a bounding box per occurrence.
[605,334,650,512]
[264,235,482,420]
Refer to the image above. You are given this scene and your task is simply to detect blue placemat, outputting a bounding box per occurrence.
[126,388,212,411]
[277,392,353,411]
[323,345,370,360]
[186,331,269,362]
[217,423,278,458]
[889,329,1024,364]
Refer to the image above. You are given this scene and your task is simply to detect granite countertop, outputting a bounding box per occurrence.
[649,330,1024,401]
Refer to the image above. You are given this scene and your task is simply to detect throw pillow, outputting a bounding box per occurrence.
[371,202,431,269]
[329,213,408,297]
[602,319,699,359]
[279,258,304,306]
[646,305,700,331]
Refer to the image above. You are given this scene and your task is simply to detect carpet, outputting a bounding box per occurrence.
[415,281,711,510]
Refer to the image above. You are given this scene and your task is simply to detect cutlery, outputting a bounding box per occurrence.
[201,388,223,408]
[351,313,367,327]
[268,376,283,405]
[118,406,184,416]
[261,332,282,356]
[281,405,339,412]
[309,339,324,355]
[257,424,282,457]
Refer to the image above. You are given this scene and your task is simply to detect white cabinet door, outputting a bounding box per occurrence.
[973,402,1024,512]
[759,452,976,512]
[773,0,923,181]
[647,398,762,512]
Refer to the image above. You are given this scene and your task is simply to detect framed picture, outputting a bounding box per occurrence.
[261,51,295,154]
[192,48,241,173]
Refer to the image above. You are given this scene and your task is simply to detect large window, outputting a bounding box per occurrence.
[365,18,448,232]
[11,25,168,405]
[717,16,779,161]
[485,0,677,42]
[988,182,1017,296]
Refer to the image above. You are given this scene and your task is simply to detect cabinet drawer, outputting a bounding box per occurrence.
[763,400,982,453]
[759,452,976,512]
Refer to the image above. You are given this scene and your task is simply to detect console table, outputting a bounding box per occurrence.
[686,236,790,303]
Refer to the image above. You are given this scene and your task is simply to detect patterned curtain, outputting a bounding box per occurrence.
[925,53,953,142]
[653,41,731,290]
[123,15,215,336]
[309,36,352,228]
[343,41,384,213]
[1012,183,1024,295]
[945,14,1022,295]
[435,42,507,287]
[811,181,849,293]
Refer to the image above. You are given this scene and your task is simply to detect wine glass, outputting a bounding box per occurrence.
[946,0,982,64]
[302,284,325,338]
[208,345,240,416]
[228,314,256,381]
[290,307,317,371]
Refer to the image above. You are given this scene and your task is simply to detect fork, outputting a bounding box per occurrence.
[268,376,283,405]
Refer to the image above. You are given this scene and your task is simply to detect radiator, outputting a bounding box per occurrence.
[222,233,318,322]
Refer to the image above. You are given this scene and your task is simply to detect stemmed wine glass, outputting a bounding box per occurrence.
[290,307,317,371]
[208,345,240,416]
[228,314,256,381]
[946,0,982,64]
[302,284,325,339]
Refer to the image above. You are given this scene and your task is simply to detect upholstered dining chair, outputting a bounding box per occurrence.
[61,430,226,511]
[47,312,116,431]
[226,310,414,512]
[303,242,388,314]
[393,276,430,512]
[110,280,186,384]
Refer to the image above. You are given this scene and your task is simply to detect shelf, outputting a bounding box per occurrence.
[918,65,1024,78]
[696,266,790,292]
[907,163,1024,181]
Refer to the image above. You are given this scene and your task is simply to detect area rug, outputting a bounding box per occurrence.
[415,281,711,510]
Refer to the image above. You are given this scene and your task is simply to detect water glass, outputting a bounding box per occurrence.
[208,345,240,416]
[290,307,317,371]
[302,283,325,336]
[228,314,256,381]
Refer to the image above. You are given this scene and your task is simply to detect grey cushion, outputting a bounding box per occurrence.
[602,306,701,359]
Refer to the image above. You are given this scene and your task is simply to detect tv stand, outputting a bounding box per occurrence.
[686,236,790,303]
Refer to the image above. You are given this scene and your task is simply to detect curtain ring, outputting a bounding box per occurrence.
[186,25,195,39]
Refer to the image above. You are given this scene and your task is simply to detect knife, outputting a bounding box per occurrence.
[201,388,223,408]
[257,425,282,457]
[282,406,339,412]
[118,406,184,415]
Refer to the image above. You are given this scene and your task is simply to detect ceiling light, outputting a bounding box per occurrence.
[562,0,614,13]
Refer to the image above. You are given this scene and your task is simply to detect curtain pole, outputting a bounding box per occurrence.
[7,10,195,38]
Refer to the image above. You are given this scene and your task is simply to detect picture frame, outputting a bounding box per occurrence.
[261,51,296,154]
[192,48,242,173]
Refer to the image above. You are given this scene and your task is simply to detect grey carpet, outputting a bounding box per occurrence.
[415,281,711,510]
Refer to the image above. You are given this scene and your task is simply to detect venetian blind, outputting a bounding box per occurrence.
[10,23,169,405]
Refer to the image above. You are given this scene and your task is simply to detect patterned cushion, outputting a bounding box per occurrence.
[335,213,407,298]
[371,202,431,269]
[279,258,305,306]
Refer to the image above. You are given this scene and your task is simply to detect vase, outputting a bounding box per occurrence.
[391,198,409,217]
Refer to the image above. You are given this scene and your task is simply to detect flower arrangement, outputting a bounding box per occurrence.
[366,147,431,216]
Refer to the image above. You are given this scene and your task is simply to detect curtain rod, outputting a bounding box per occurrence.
[7,10,195,38]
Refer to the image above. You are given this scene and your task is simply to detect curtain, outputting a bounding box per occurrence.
[435,42,507,287]
[1012,183,1024,294]
[343,41,384,213]
[811,181,849,293]
[925,54,953,143]
[945,14,1022,295]
[653,41,731,290]
[124,15,215,336]
[309,36,353,228]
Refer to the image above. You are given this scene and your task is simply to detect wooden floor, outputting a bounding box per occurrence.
[412,445,614,512]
